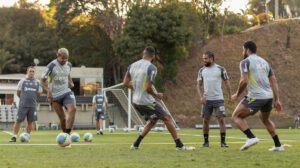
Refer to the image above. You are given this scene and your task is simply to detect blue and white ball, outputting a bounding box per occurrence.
[56,133,71,147]
[139,127,144,132]
[109,127,114,133]
[70,133,80,142]
[84,133,93,142]
[20,133,30,142]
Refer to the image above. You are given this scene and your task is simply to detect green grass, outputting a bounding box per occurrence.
[0,129,300,168]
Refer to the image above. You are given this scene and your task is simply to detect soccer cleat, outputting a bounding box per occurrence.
[65,144,72,148]
[97,132,99,135]
[9,137,16,142]
[221,142,229,148]
[269,146,284,152]
[202,142,209,147]
[240,137,259,151]
[130,144,139,150]
[100,132,103,135]
[176,145,195,150]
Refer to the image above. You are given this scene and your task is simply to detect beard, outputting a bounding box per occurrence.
[204,62,211,67]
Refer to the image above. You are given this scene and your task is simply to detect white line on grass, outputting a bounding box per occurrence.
[0,141,272,146]
[2,131,13,136]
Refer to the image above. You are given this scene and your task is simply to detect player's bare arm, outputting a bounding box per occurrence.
[68,74,74,88]
[269,75,282,112]
[40,79,53,103]
[123,77,134,90]
[232,74,248,102]
[224,80,233,104]
[146,81,163,99]
[197,81,206,105]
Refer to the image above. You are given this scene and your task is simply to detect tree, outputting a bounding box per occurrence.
[114,3,191,88]
[0,49,20,74]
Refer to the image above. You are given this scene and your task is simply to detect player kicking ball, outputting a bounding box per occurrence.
[123,46,195,150]
[40,48,76,148]
[231,41,284,151]
[10,67,43,142]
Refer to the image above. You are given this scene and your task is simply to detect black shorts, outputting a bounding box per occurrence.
[53,92,76,106]
[201,100,226,118]
[133,102,167,123]
[95,112,105,120]
[241,96,273,115]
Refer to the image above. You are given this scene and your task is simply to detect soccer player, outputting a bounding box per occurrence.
[295,115,299,129]
[197,51,232,148]
[40,48,76,145]
[92,88,109,135]
[231,41,283,151]
[123,46,195,150]
[9,66,43,142]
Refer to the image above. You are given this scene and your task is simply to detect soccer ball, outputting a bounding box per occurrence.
[109,127,114,133]
[154,127,161,132]
[139,127,144,132]
[84,133,93,142]
[70,133,80,142]
[56,133,71,147]
[20,133,30,142]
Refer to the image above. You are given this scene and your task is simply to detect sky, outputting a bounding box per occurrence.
[0,0,249,14]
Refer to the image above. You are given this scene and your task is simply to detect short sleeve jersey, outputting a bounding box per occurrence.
[125,59,157,105]
[17,78,43,107]
[41,59,72,98]
[239,54,274,99]
[197,64,229,100]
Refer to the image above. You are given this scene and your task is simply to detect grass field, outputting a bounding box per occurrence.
[0,129,299,168]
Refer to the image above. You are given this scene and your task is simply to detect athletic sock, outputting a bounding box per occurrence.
[133,135,144,147]
[221,133,226,143]
[97,130,99,134]
[175,138,184,148]
[272,135,281,147]
[65,129,72,135]
[243,128,256,139]
[204,134,209,143]
[100,129,103,132]
[13,134,17,138]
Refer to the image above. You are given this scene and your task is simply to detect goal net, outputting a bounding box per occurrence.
[103,83,179,130]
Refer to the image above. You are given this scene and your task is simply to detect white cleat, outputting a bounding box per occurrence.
[269,146,284,152]
[240,137,260,151]
[65,144,72,148]
[176,145,195,150]
[130,145,139,150]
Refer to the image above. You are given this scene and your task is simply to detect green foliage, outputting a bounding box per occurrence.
[0,6,57,73]
[114,3,191,88]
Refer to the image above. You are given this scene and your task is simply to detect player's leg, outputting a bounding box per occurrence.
[202,101,212,147]
[96,119,100,134]
[10,107,27,142]
[99,119,104,135]
[26,106,37,134]
[131,120,157,149]
[217,116,228,147]
[215,100,228,147]
[232,98,259,150]
[52,102,66,132]
[259,100,283,151]
[65,103,76,134]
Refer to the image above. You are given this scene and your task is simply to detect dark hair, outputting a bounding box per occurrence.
[27,66,35,72]
[244,41,257,53]
[204,51,214,61]
[144,46,155,57]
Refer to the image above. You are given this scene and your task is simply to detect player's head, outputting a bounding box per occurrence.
[243,41,257,59]
[27,66,35,79]
[97,88,102,94]
[142,46,156,61]
[203,51,214,67]
[57,48,69,65]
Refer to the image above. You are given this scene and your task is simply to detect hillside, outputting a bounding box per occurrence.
[164,20,300,128]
